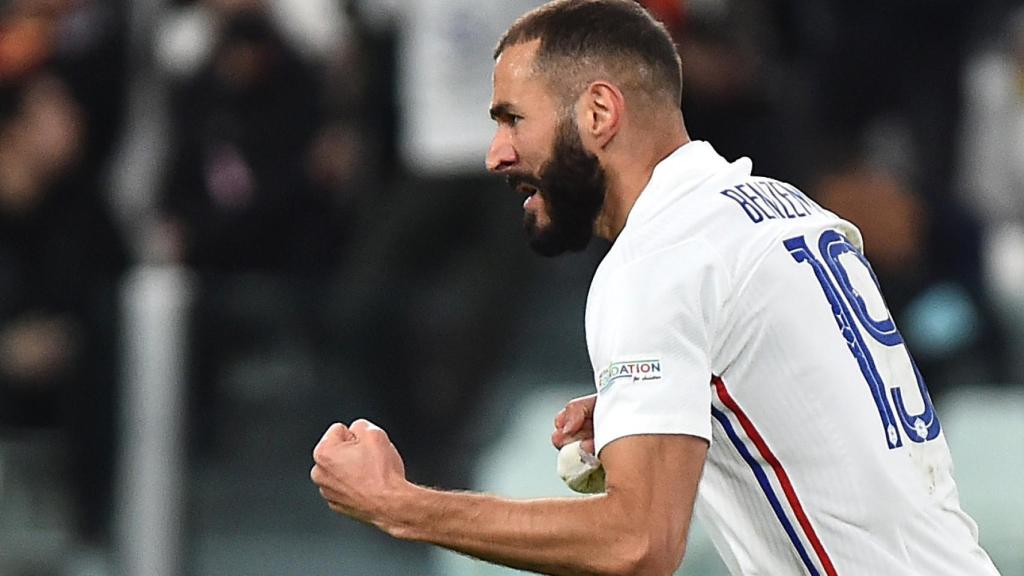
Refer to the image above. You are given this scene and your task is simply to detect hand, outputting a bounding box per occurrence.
[310,419,408,528]
[551,394,597,455]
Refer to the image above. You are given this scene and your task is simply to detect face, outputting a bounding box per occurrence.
[488,41,607,257]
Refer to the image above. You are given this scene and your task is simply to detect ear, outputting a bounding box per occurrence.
[578,81,624,148]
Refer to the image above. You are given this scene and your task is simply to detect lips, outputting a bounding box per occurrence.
[516,182,538,197]
[507,174,543,208]
[515,182,541,208]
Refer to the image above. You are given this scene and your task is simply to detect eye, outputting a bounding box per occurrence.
[497,113,522,129]
[489,107,523,129]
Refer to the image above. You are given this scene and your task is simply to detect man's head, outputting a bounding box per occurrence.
[487,0,682,256]
[495,0,683,107]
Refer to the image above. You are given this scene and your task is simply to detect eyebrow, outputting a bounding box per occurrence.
[489,102,516,120]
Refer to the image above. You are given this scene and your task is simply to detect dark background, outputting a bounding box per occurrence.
[0,1,1021,574]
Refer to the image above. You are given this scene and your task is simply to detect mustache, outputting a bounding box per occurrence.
[505,173,543,191]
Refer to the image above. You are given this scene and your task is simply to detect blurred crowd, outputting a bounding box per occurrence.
[1,0,128,549]
[1,0,1023,572]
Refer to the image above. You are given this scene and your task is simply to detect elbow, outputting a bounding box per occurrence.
[608,531,686,576]
[632,536,686,576]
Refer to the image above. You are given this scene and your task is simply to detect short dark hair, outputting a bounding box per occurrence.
[495,0,682,106]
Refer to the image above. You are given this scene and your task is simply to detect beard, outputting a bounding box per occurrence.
[507,117,607,257]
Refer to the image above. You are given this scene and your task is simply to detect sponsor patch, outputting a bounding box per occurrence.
[598,358,662,392]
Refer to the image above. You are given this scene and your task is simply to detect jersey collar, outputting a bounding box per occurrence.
[622,140,729,231]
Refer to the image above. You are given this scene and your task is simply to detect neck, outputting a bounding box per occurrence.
[595,118,689,242]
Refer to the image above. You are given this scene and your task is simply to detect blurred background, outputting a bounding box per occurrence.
[0,0,1022,574]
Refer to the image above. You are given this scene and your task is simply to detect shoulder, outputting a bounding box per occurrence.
[586,236,732,353]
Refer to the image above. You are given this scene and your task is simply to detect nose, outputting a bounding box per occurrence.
[486,130,517,173]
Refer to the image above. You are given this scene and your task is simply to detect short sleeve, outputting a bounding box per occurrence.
[591,240,729,455]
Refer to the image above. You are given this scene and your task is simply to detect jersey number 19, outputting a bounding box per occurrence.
[784,230,940,450]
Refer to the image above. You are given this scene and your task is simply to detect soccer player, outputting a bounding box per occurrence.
[311,1,1001,574]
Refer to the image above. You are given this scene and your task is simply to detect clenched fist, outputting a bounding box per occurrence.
[310,419,409,529]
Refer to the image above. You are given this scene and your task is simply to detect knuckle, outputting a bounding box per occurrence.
[355,422,386,440]
[328,422,347,438]
[351,418,376,432]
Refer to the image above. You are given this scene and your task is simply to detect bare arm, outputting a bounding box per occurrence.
[389,433,707,575]
[311,419,708,576]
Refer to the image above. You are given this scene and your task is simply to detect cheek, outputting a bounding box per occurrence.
[520,129,556,174]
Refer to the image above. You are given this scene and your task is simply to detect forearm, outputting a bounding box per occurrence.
[381,484,652,576]
[312,425,703,575]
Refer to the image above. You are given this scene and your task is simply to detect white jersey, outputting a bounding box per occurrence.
[587,141,999,575]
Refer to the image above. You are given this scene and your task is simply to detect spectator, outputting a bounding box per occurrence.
[160,3,339,275]
[0,72,127,547]
[0,0,128,552]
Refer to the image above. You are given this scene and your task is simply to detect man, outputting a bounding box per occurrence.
[311,1,1000,574]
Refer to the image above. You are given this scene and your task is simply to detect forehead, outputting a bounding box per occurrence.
[491,40,553,106]
[494,40,540,83]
